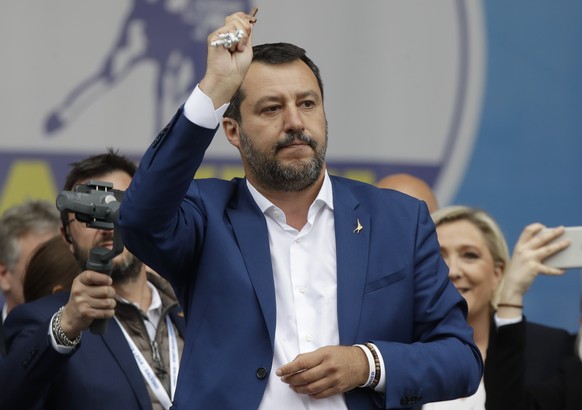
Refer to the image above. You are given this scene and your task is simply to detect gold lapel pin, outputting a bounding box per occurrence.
[353,218,363,234]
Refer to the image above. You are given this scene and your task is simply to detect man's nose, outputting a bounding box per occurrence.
[283,105,305,134]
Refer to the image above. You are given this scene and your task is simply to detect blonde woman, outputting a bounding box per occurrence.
[424,206,573,410]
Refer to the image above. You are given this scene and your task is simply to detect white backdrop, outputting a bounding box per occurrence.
[0,0,484,206]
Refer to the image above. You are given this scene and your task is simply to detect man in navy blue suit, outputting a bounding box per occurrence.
[118,10,482,409]
[0,150,185,410]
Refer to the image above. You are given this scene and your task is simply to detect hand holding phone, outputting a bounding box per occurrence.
[543,226,582,269]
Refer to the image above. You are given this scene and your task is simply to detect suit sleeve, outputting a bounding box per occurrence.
[118,109,217,296]
[0,302,75,410]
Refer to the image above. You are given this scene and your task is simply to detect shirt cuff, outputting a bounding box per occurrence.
[183,85,229,129]
[494,313,523,327]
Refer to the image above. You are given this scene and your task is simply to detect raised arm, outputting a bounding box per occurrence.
[485,223,572,410]
[117,11,256,288]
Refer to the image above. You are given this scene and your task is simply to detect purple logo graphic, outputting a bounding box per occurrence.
[44,0,250,136]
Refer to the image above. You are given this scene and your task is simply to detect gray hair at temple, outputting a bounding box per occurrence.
[0,200,61,271]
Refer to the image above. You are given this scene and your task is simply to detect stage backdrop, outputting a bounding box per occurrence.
[1,0,581,332]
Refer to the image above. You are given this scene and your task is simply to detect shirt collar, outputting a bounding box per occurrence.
[117,281,162,315]
[246,171,334,215]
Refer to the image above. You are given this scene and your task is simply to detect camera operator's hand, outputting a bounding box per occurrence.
[59,270,117,340]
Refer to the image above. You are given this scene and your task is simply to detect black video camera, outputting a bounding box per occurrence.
[56,180,124,230]
[56,180,125,334]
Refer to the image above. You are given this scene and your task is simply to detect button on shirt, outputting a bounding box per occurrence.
[247,176,348,410]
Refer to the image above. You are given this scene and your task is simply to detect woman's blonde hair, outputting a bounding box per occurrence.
[431,205,510,309]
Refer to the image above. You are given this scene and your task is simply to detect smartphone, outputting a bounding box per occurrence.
[543,226,582,269]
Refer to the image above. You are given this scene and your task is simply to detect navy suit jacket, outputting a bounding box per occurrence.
[118,109,483,409]
[0,291,185,410]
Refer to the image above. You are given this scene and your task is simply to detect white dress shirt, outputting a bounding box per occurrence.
[247,174,348,410]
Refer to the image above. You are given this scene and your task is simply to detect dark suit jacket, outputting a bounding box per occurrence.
[117,109,483,409]
[522,321,575,385]
[485,318,581,410]
[0,291,186,410]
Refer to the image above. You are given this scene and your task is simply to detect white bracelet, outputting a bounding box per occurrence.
[354,344,376,388]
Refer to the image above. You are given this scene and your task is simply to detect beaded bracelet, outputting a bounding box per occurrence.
[365,342,381,389]
[52,306,82,347]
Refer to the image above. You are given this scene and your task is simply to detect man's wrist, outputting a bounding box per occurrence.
[364,342,382,390]
[184,85,229,128]
[354,344,376,388]
[51,306,81,347]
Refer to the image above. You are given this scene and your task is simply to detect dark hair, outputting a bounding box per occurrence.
[61,148,137,231]
[63,147,137,191]
[23,235,81,302]
[223,42,324,122]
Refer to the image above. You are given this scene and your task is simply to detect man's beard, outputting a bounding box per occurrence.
[238,127,327,192]
[73,243,143,285]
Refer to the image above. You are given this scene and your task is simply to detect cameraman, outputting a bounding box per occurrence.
[0,149,185,410]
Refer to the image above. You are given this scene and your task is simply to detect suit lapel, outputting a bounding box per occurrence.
[332,180,370,345]
[101,319,152,410]
[226,181,277,345]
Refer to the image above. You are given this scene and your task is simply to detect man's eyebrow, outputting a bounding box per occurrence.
[254,95,280,107]
[297,90,321,101]
[254,90,321,107]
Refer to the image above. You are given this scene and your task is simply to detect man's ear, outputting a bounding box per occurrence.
[223,117,241,149]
